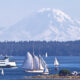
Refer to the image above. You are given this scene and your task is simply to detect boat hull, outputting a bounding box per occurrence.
[43,72,49,74]
[0,65,17,68]
[0,62,17,68]
[25,69,44,73]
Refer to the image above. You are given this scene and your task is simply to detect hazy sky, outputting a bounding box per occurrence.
[0,0,80,27]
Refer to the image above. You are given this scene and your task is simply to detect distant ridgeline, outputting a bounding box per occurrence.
[0,41,80,56]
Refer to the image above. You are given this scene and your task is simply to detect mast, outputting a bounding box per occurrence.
[39,48,41,70]
[33,45,35,70]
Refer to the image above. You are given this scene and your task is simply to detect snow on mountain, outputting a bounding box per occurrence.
[0,8,80,41]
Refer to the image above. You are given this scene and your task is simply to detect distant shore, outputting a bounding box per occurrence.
[24,75,80,79]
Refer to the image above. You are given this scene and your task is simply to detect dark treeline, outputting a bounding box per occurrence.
[0,40,80,56]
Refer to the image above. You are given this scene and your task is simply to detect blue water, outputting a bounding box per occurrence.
[0,56,80,80]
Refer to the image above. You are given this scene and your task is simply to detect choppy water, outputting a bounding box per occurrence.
[0,56,80,80]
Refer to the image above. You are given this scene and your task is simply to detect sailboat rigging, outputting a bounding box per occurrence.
[39,55,49,74]
[23,52,44,73]
[23,51,49,73]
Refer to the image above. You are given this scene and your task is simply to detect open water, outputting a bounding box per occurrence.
[0,56,80,80]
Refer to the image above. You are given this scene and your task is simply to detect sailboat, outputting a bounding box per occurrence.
[54,57,59,67]
[54,57,59,71]
[23,52,45,73]
[1,69,4,75]
[45,52,48,57]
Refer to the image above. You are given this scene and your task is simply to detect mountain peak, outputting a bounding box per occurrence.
[38,8,51,13]
[0,8,80,41]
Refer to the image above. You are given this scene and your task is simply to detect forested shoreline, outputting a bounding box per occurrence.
[0,40,80,56]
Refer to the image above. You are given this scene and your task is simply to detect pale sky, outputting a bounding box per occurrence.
[0,0,80,41]
[0,0,80,27]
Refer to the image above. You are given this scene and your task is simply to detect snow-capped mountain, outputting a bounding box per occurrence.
[0,8,80,41]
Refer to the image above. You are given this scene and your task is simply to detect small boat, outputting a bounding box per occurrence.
[0,55,17,68]
[54,57,59,67]
[23,51,48,73]
[54,57,59,71]
[45,52,48,57]
[1,69,4,75]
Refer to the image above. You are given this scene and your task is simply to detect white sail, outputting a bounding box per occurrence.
[39,55,46,70]
[43,59,49,74]
[40,55,49,74]
[1,69,4,75]
[43,65,49,74]
[23,52,33,70]
[45,52,48,57]
[39,57,44,70]
[33,55,45,70]
[54,57,59,66]
[33,55,39,70]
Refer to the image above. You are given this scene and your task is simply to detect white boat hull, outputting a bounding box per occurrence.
[43,72,49,74]
[0,61,16,68]
[25,69,43,73]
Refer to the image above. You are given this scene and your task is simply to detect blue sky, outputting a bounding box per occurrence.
[0,0,80,27]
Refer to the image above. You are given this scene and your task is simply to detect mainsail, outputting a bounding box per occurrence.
[23,52,33,70]
[54,57,59,66]
[34,55,39,70]
[39,55,44,70]
[33,55,44,70]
